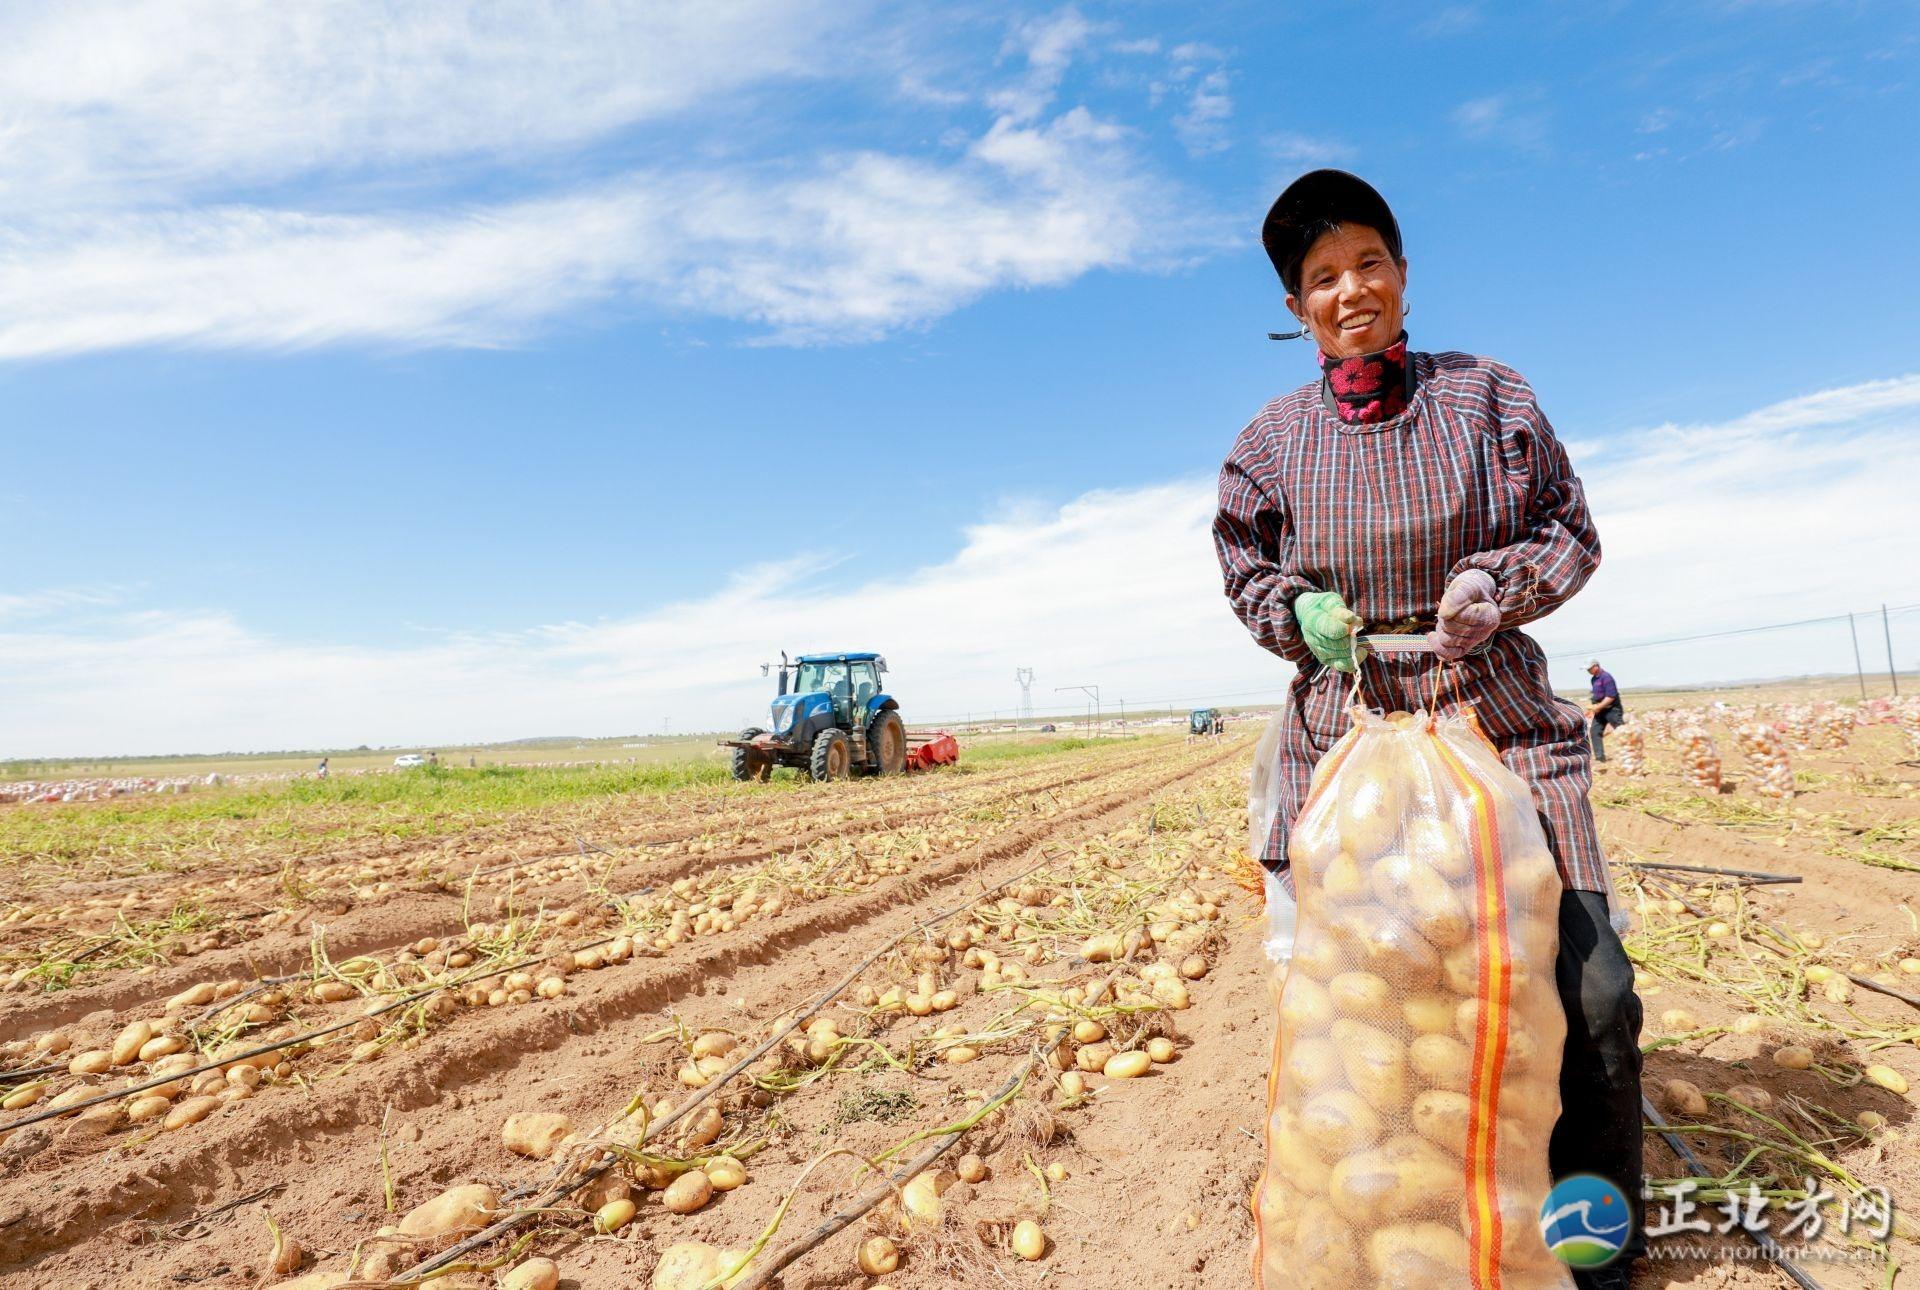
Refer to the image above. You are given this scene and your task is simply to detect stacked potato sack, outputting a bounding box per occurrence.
[1256,710,1571,1289]
[1613,724,1646,775]
[1901,700,1920,758]
[1815,707,1854,750]
[1733,724,1793,800]
[1680,730,1722,793]
[1781,706,1815,751]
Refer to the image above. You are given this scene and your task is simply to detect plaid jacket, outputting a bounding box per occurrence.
[1214,350,1609,893]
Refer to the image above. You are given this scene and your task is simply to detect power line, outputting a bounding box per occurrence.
[1547,600,1920,661]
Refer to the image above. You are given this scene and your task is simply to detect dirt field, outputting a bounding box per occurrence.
[2,706,1918,1289]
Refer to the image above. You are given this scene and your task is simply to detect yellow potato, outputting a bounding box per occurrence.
[1336,760,1405,858]
[1327,1135,1459,1225]
[857,1235,900,1276]
[1300,1089,1385,1156]
[501,1112,573,1160]
[1368,1221,1471,1283]
[1332,1019,1408,1115]
[1410,1033,1473,1092]
[650,1242,752,1290]
[1329,971,1393,1017]
[1370,854,1471,949]
[1410,1090,1529,1158]
[1292,1204,1364,1290]
[1409,1089,1473,1155]
[1280,976,1335,1036]
[1291,935,1345,983]
[501,1258,559,1290]
[1441,941,1532,996]
[1504,849,1561,909]
[1319,851,1369,904]
[1332,906,1440,989]
[398,1184,498,1238]
[1401,994,1456,1035]
[1267,1106,1332,1196]
[1402,816,1470,880]
[662,1170,713,1215]
[1283,1037,1343,1096]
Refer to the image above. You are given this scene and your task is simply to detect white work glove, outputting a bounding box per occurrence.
[1262,868,1296,965]
[1428,570,1501,661]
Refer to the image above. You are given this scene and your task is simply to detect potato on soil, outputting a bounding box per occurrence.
[651,1241,752,1289]
[1663,1079,1708,1117]
[857,1235,901,1275]
[1011,1219,1047,1261]
[956,1153,988,1183]
[398,1184,499,1237]
[501,1258,559,1290]
[1104,1050,1151,1079]
[706,1156,747,1191]
[164,1094,222,1130]
[111,1020,153,1066]
[502,1112,573,1159]
[662,1170,713,1214]
[1772,1045,1814,1070]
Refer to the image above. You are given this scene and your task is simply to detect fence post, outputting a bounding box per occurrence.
[1885,604,1901,697]
[1849,613,1867,700]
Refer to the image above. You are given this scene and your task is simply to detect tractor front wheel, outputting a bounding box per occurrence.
[731,728,773,783]
[869,710,906,775]
[809,729,851,782]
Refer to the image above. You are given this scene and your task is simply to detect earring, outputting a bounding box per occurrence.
[1402,300,1411,317]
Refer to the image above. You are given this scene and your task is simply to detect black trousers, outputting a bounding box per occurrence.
[1550,888,1647,1268]
[1589,705,1625,761]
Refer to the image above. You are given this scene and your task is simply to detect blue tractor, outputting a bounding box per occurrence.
[722,651,908,782]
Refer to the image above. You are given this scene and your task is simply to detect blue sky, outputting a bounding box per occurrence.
[4,1,1919,755]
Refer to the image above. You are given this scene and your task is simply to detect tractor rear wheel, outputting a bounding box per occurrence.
[731,728,772,783]
[809,729,851,782]
[869,710,906,775]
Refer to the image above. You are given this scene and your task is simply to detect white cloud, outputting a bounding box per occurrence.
[1451,92,1551,153]
[988,5,1101,122]
[0,481,1259,757]
[1174,69,1234,156]
[0,2,1212,357]
[8,374,1919,757]
[1266,132,1355,167]
[1529,374,1920,688]
[0,107,1193,356]
[0,1,852,207]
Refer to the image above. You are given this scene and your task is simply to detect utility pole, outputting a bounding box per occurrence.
[1849,613,1867,700]
[1885,604,1901,696]
[1055,684,1100,736]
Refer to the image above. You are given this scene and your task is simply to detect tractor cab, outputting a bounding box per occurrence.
[726,651,911,782]
[1189,708,1224,737]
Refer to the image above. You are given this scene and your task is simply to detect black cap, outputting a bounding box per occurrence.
[1261,169,1401,297]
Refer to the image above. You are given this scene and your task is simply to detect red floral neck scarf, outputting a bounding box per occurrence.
[1319,332,1410,423]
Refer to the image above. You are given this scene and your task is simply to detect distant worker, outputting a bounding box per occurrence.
[1585,659,1624,762]
[316,756,329,780]
[428,751,440,767]
[1213,169,1644,1285]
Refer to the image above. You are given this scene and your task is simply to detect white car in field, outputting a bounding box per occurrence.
[393,754,429,768]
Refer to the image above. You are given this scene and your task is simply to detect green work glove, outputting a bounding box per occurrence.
[1293,591,1369,673]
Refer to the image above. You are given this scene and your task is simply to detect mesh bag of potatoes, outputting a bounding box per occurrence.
[1255,708,1571,1289]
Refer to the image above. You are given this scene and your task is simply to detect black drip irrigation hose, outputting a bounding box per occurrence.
[1642,1096,1825,1290]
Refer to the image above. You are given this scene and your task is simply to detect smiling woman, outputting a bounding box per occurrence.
[1218,170,1649,1288]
